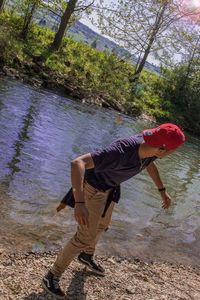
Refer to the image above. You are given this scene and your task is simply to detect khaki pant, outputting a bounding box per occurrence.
[51,181,115,277]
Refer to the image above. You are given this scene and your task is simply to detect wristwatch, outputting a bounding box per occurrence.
[158,187,166,192]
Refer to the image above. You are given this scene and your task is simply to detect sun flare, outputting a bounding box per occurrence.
[190,0,200,8]
[182,0,200,11]
[179,0,200,22]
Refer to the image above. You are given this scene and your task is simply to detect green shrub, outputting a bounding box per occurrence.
[0,30,24,65]
[0,12,199,136]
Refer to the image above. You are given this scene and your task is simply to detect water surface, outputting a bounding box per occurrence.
[0,78,200,265]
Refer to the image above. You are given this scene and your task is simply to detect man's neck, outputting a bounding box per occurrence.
[138,143,156,159]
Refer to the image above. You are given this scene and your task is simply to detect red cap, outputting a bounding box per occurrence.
[143,123,185,150]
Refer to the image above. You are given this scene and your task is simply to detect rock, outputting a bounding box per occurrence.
[40,72,49,80]
[134,257,141,263]
[107,257,117,264]
[23,61,32,71]
[32,64,42,73]
[1,252,200,300]
[2,66,19,78]
[0,248,5,255]
[23,76,42,87]
[2,259,12,266]
[13,56,22,67]
[125,288,135,294]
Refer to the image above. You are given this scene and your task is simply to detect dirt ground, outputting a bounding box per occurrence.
[0,249,200,300]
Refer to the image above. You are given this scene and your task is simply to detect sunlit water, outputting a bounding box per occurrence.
[0,78,200,265]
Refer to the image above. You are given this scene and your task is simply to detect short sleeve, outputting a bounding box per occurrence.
[91,142,124,171]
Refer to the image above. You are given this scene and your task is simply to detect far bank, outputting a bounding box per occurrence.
[0,12,199,137]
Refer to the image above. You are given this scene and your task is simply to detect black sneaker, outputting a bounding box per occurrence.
[42,271,65,299]
[78,252,105,276]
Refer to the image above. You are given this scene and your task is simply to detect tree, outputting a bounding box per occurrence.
[12,0,76,41]
[50,0,78,50]
[0,0,5,12]
[160,30,200,135]
[20,0,41,40]
[50,0,95,51]
[94,0,200,80]
[177,33,200,91]
[19,0,67,40]
[91,38,97,48]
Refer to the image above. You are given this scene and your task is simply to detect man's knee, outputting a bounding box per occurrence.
[99,223,110,232]
[73,232,96,248]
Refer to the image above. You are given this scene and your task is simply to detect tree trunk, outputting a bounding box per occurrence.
[183,35,200,83]
[133,2,168,80]
[134,40,154,76]
[20,1,38,40]
[179,34,200,93]
[0,0,5,12]
[50,0,78,51]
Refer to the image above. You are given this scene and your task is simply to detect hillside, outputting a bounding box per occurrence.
[5,0,160,74]
[68,21,160,74]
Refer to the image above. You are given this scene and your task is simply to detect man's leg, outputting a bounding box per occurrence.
[51,182,110,277]
[42,182,111,298]
[85,201,115,255]
[78,201,115,275]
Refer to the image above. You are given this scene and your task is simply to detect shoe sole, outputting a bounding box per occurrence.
[78,257,105,276]
[41,280,66,299]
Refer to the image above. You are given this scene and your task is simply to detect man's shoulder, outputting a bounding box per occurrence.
[91,134,143,156]
[113,134,143,147]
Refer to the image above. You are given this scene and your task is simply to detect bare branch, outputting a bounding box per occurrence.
[74,0,95,12]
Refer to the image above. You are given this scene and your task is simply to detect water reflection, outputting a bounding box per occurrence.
[0,78,200,265]
[7,97,39,176]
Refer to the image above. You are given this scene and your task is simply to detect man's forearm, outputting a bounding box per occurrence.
[71,160,85,203]
[146,162,165,190]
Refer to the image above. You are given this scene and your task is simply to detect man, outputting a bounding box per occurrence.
[42,123,185,299]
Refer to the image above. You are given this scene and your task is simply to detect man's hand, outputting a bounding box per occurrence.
[74,203,89,226]
[56,202,66,212]
[160,191,171,209]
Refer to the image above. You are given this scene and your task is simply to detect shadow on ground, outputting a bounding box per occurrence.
[23,270,98,300]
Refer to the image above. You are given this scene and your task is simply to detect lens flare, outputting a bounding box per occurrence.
[180,0,200,22]
[191,0,200,9]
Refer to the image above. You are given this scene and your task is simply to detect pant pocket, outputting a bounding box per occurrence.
[84,181,99,202]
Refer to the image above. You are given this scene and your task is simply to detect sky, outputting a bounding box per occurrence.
[80,0,200,66]
[80,6,160,65]
[81,17,101,34]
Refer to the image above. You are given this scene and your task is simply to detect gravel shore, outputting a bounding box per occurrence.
[0,249,200,300]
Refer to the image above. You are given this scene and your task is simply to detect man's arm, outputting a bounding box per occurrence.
[71,153,94,202]
[146,162,171,209]
[71,153,94,226]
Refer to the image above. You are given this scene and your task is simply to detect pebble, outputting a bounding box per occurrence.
[1,251,200,300]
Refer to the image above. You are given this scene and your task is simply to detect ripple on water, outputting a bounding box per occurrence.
[0,78,200,265]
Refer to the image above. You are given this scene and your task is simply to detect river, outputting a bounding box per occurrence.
[0,78,199,265]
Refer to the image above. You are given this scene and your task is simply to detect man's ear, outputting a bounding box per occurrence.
[158,147,167,154]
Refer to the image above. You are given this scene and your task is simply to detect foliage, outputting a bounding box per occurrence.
[128,71,172,120]
[0,12,200,137]
[26,24,55,54]
[47,37,134,102]
[160,61,200,135]
[0,12,134,104]
[49,0,94,50]
[0,0,5,11]
[0,13,24,65]
[94,0,200,79]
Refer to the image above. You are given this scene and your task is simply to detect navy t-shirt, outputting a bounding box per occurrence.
[85,134,157,191]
